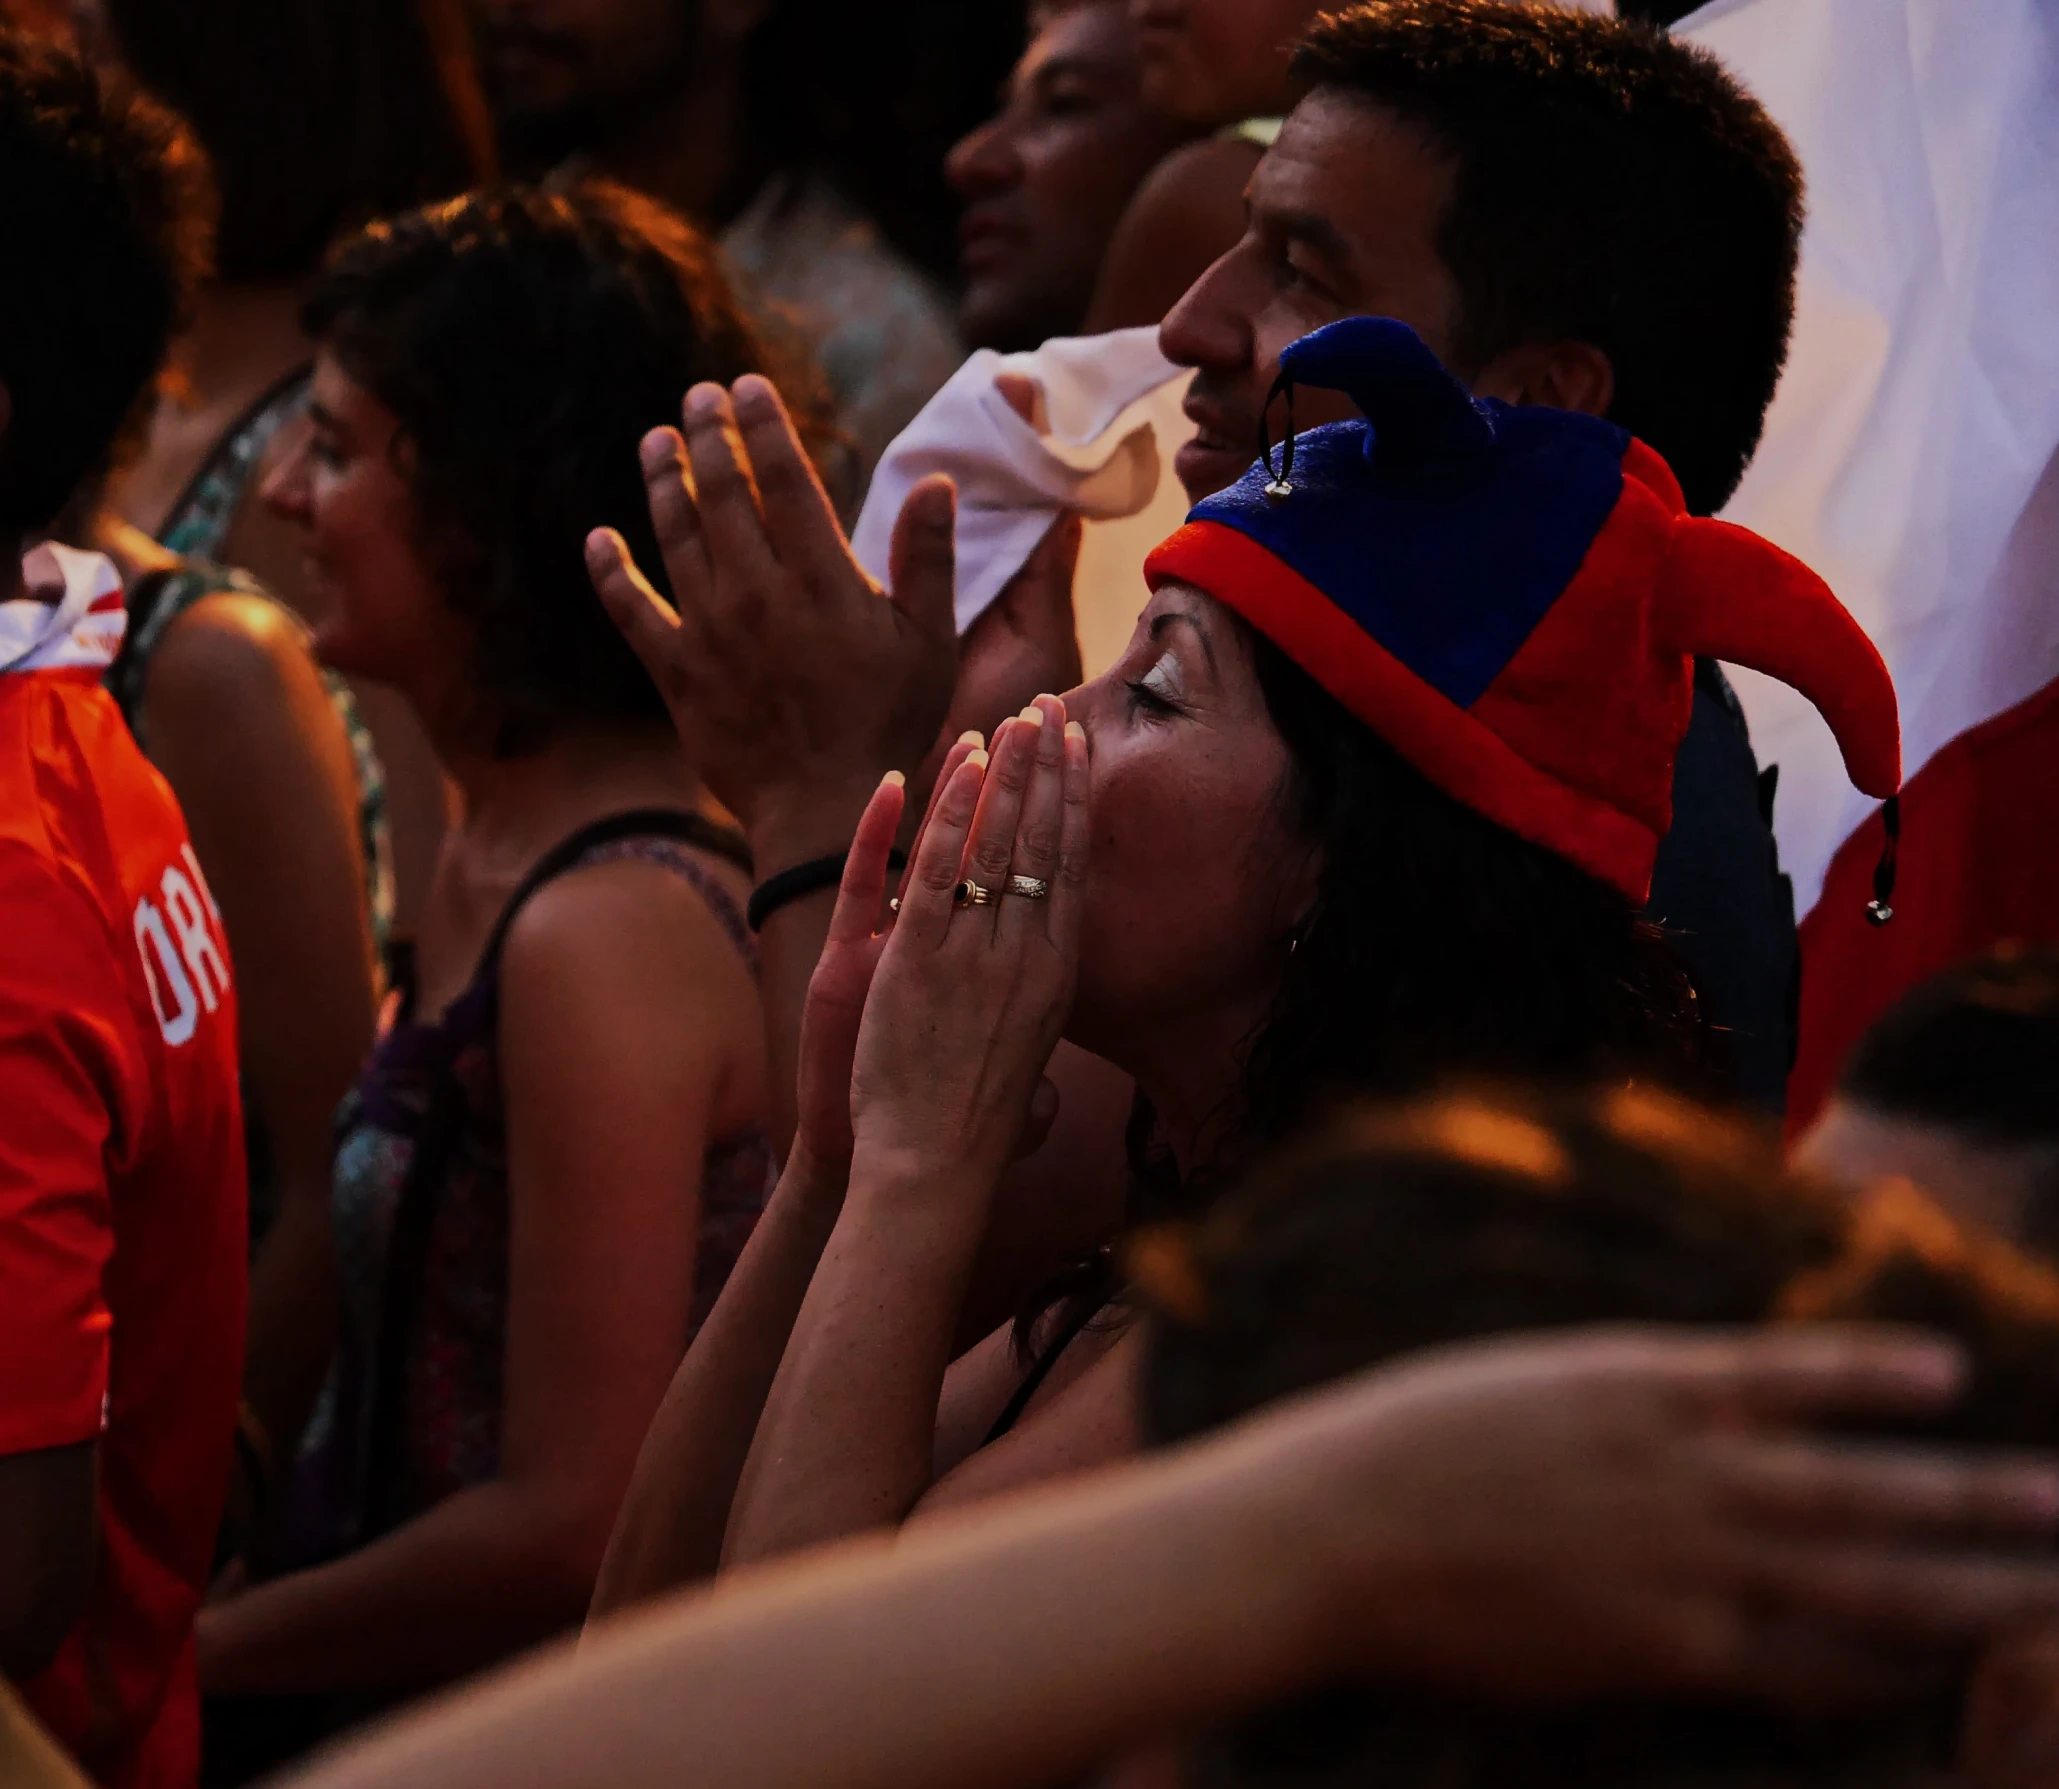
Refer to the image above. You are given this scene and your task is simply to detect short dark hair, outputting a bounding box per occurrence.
[1137,1083,2059,1788]
[1294,0,1804,517]
[102,0,494,283]
[0,27,211,532]
[1841,947,2059,1149]
[305,181,834,751]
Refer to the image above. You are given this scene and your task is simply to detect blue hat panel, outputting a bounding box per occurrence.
[1191,403,1630,709]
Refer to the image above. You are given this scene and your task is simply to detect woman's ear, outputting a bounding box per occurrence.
[1470,340,1616,420]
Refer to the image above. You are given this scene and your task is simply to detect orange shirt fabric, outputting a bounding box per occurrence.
[0,556,246,1789]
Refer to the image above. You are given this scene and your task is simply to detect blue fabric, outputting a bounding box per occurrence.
[1191,318,1632,709]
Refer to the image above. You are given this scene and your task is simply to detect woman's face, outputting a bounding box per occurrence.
[1060,581,1320,1078]
[262,353,471,698]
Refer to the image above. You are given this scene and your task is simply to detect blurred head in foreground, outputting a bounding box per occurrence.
[1795,947,2059,1257]
[1135,1081,2059,1788]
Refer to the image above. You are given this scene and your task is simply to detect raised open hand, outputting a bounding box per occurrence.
[1256,1324,2059,1706]
[585,375,959,868]
[792,726,994,1173]
[848,692,1090,1190]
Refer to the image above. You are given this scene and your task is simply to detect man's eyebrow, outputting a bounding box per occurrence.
[1149,609,1220,677]
[307,398,343,434]
[1262,204,1356,268]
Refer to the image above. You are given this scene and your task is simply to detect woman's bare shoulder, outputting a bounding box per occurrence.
[918,1322,1144,1521]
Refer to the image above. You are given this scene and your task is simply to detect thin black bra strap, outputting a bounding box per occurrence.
[983,1297,1107,1448]
[477,809,753,974]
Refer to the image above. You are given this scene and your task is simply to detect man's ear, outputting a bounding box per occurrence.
[1471,340,1615,420]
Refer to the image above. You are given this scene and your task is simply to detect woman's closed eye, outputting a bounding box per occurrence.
[1125,651,1187,718]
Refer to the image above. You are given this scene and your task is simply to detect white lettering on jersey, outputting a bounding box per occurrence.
[160,864,228,1012]
[179,843,223,925]
[134,897,198,1046]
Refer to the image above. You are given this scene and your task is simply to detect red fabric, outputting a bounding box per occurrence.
[0,669,245,1789]
[1659,517,1901,798]
[1788,672,2059,1134]
[1470,478,1693,854]
[1148,520,1673,900]
[1147,433,1902,909]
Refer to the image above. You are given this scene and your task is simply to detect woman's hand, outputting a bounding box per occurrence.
[792,727,990,1173]
[1239,1324,2059,1707]
[585,376,959,870]
[847,693,1091,1193]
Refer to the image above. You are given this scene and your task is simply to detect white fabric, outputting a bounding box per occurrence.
[1684,0,2059,913]
[852,328,1193,659]
[2,543,126,675]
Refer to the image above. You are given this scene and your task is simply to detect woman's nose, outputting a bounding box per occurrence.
[947,117,1019,200]
[258,428,313,521]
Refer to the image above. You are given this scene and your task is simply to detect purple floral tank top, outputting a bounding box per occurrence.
[288,817,771,1561]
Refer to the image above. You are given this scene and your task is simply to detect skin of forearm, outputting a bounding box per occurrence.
[239,1185,339,1478]
[275,1444,1326,1789]
[588,1150,847,1619]
[722,1158,997,1569]
[200,1476,616,1693]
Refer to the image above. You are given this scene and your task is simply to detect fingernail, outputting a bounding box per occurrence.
[1019,705,1045,726]
[639,430,676,473]
[1065,721,1086,742]
[732,375,774,413]
[584,528,617,566]
[685,385,724,418]
[882,769,905,788]
[966,748,990,770]
[957,730,985,748]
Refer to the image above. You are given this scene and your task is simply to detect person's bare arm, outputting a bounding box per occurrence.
[1083,137,1263,335]
[278,1327,2059,1789]
[141,591,377,1477]
[198,867,748,1690]
[723,709,1091,1566]
[0,1443,95,1680]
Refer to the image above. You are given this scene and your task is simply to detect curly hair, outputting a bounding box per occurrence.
[303,181,836,752]
[0,25,212,531]
[1133,1081,2059,1788]
[1293,1,1805,518]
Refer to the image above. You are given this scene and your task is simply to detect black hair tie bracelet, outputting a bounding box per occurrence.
[747,848,907,933]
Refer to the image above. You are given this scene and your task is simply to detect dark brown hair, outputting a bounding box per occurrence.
[306,180,834,752]
[0,25,211,529]
[102,0,494,282]
[1294,0,1804,518]
[1135,1082,2059,1787]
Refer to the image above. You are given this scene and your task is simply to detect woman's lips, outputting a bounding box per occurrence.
[957,212,1023,277]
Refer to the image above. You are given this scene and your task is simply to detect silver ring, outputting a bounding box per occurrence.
[888,896,901,914]
[1004,874,1050,901]
[954,878,996,908]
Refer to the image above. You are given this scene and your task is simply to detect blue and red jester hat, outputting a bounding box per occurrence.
[1145,316,1905,919]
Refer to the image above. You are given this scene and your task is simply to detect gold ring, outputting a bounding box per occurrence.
[955,878,996,908]
[1004,874,1050,900]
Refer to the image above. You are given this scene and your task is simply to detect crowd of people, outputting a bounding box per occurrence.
[1,2,2056,1787]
